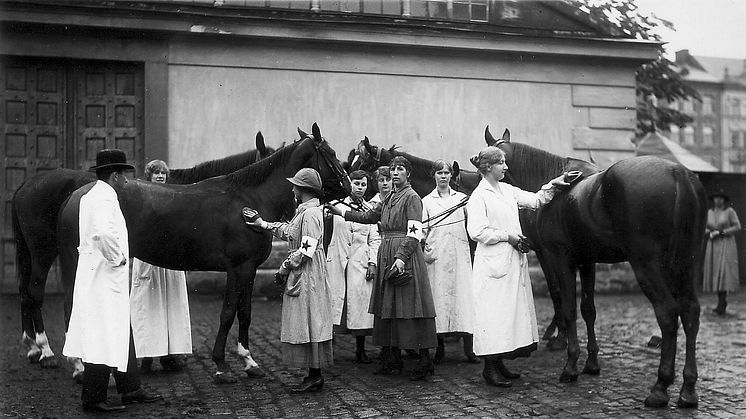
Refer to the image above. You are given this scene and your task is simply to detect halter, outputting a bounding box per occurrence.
[306,135,349,198]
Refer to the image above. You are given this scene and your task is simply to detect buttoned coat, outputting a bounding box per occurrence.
[63,180,131,371]
[326,196,380,329]
[422,188,474,334]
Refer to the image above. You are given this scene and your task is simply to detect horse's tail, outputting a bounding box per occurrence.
[665,166,707,293]
[12,185,32,289]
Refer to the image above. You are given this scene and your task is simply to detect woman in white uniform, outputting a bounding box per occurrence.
[130,160,192,373]
[421,160,476,364]
[466,146,568,387]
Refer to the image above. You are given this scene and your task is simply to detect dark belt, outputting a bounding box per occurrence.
[382,231,406,239]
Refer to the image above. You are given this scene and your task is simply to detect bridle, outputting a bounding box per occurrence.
[306,135,349,196]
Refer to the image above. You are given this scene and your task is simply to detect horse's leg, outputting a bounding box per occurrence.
[536,250,567,350]
[676,289,700,408]
[631,256,678,408]
[578,263,599,375]
[59,242,84,382]
[29,250,59,369]
[235,263,265,378]
[213,269,242,384]
[545,252,580,383]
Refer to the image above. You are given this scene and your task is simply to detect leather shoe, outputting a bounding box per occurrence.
[482,370,512,387]
[83,401,125,413]
[121,388,163,404]
[291,375,324,393]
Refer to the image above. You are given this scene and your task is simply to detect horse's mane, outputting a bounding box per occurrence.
[224,140,298,186]
[508,142,567,191]
[380,146,434,179]
[169,148,273,184]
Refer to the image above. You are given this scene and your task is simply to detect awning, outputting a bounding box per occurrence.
[635,131,719,172]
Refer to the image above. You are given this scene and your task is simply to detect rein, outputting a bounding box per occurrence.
[423,196,469,229]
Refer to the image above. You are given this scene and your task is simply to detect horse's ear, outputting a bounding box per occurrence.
[452,161,460,177]
[502,128,511,143]
[255,131,266,153]
[297,127,308,139]
[311,123,323,144]
[485,125,497,146]
[363,136,373,153]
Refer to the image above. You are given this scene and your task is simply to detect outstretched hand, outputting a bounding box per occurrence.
[242,207,266,229]
[323,203,343,217]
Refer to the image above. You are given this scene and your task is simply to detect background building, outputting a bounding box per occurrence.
[0,0,658,291]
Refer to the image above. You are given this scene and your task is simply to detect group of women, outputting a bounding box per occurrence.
[245,145,572,392]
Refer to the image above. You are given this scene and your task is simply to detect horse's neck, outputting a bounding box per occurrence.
[169,150,258,184]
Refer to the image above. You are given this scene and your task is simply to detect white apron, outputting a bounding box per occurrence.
[422,188,474,334]
[63,181,131,372]
[466,179,553,356]
[130,260,193,357]
[326,197,380,329]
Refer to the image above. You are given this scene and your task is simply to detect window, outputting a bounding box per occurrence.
[425,0,487,21]
[740,100,746,117]
[731,99,741,116]
[702,126,713,146]
[702,96,712,114]
[669,124,680,142]
[731,131,744,149]
[683,126,694,145]
[681,100,693,113]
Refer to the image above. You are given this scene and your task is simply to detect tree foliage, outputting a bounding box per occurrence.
[568,0,701,138]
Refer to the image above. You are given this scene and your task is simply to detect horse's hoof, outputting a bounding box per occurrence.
[39,356,59,369]
[677,389,698,409]
[559,371,578,383]
[644,390,669,408]
[27,350,42,364]
[244,366,266,378]
[214,371,237,384]
[546,338,567,351]
[582,364,600,375]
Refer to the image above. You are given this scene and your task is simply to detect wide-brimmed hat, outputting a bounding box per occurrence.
[709,189,730,201]
[89,149,135,172]
[286,168,323,192]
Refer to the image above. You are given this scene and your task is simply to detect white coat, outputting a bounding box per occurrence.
[130,260,193,358]
[422,188,474,334]
[466,178,554,356]
[326,197,380,329]
[63,181,131,372]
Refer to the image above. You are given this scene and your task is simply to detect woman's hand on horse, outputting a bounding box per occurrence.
[550,174,572,188]
[242,207,269,229]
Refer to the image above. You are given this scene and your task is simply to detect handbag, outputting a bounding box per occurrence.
[384,266,412,286]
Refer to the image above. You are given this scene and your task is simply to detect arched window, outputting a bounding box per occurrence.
[683,126,695,145]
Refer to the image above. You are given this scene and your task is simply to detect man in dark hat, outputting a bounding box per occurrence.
[63,149,163,412]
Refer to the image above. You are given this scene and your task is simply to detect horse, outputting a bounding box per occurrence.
[57,123,349,384]
[485,126,705,408]
[12,132,274,369]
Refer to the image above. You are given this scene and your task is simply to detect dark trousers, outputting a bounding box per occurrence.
[81,328,141,405]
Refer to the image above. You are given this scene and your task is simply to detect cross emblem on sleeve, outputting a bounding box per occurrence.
[301,240,311,251]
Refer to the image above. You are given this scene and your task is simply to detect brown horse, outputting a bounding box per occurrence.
[13,133,273,368]
[57,123,349,383]
[485,126,705,408]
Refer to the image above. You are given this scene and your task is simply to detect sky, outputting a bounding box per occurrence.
[634,0,746,59]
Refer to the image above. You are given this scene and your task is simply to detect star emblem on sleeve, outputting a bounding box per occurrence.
[409,225,418,234]
[301,240,311,251]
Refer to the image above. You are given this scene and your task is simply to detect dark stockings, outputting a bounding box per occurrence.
[714,291,728,315]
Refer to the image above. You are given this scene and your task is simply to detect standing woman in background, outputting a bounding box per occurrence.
[326,170,381,363]
[466,146,568,387]
[703,190,741,315]
[131,160,192,373]
[326,156,437,380]
[369,166,392,205]
[421,160,476,364]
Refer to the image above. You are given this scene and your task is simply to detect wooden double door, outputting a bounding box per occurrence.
[1,56,144,291]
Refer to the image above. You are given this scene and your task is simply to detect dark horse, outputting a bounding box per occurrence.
[12,133,274,368]
[57,123,349,383]
[485,126,705,408]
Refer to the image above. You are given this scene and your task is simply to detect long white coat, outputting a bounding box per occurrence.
[326,197,380,329]
[130,260,193,357]
[466,178,554,356]
[422,188,474,334]
[63,181,131,372]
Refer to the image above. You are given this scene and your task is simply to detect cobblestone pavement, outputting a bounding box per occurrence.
[1,291,744,418]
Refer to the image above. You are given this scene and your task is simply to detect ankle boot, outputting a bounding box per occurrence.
[714,291,727,315]
[482,356,511,387]
[410,349,435,381]
[463,334,479,363]
[355,336,372,364]
[292,369,324,393]
[495,358,520,379]
[434,336,445,364]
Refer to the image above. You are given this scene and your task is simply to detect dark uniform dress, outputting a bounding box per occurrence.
[345,185,437,350]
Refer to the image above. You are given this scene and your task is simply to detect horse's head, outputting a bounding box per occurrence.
[294,122,350,201]
[354,136,397,173]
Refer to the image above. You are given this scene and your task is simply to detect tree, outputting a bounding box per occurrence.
[569,0,701,138]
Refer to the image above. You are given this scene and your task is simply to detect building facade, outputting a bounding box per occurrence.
[0,0,658,289]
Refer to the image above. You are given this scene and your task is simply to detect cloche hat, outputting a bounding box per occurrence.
[89,149,135,172]
[286,168,323,192]
[709,189,730,201]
